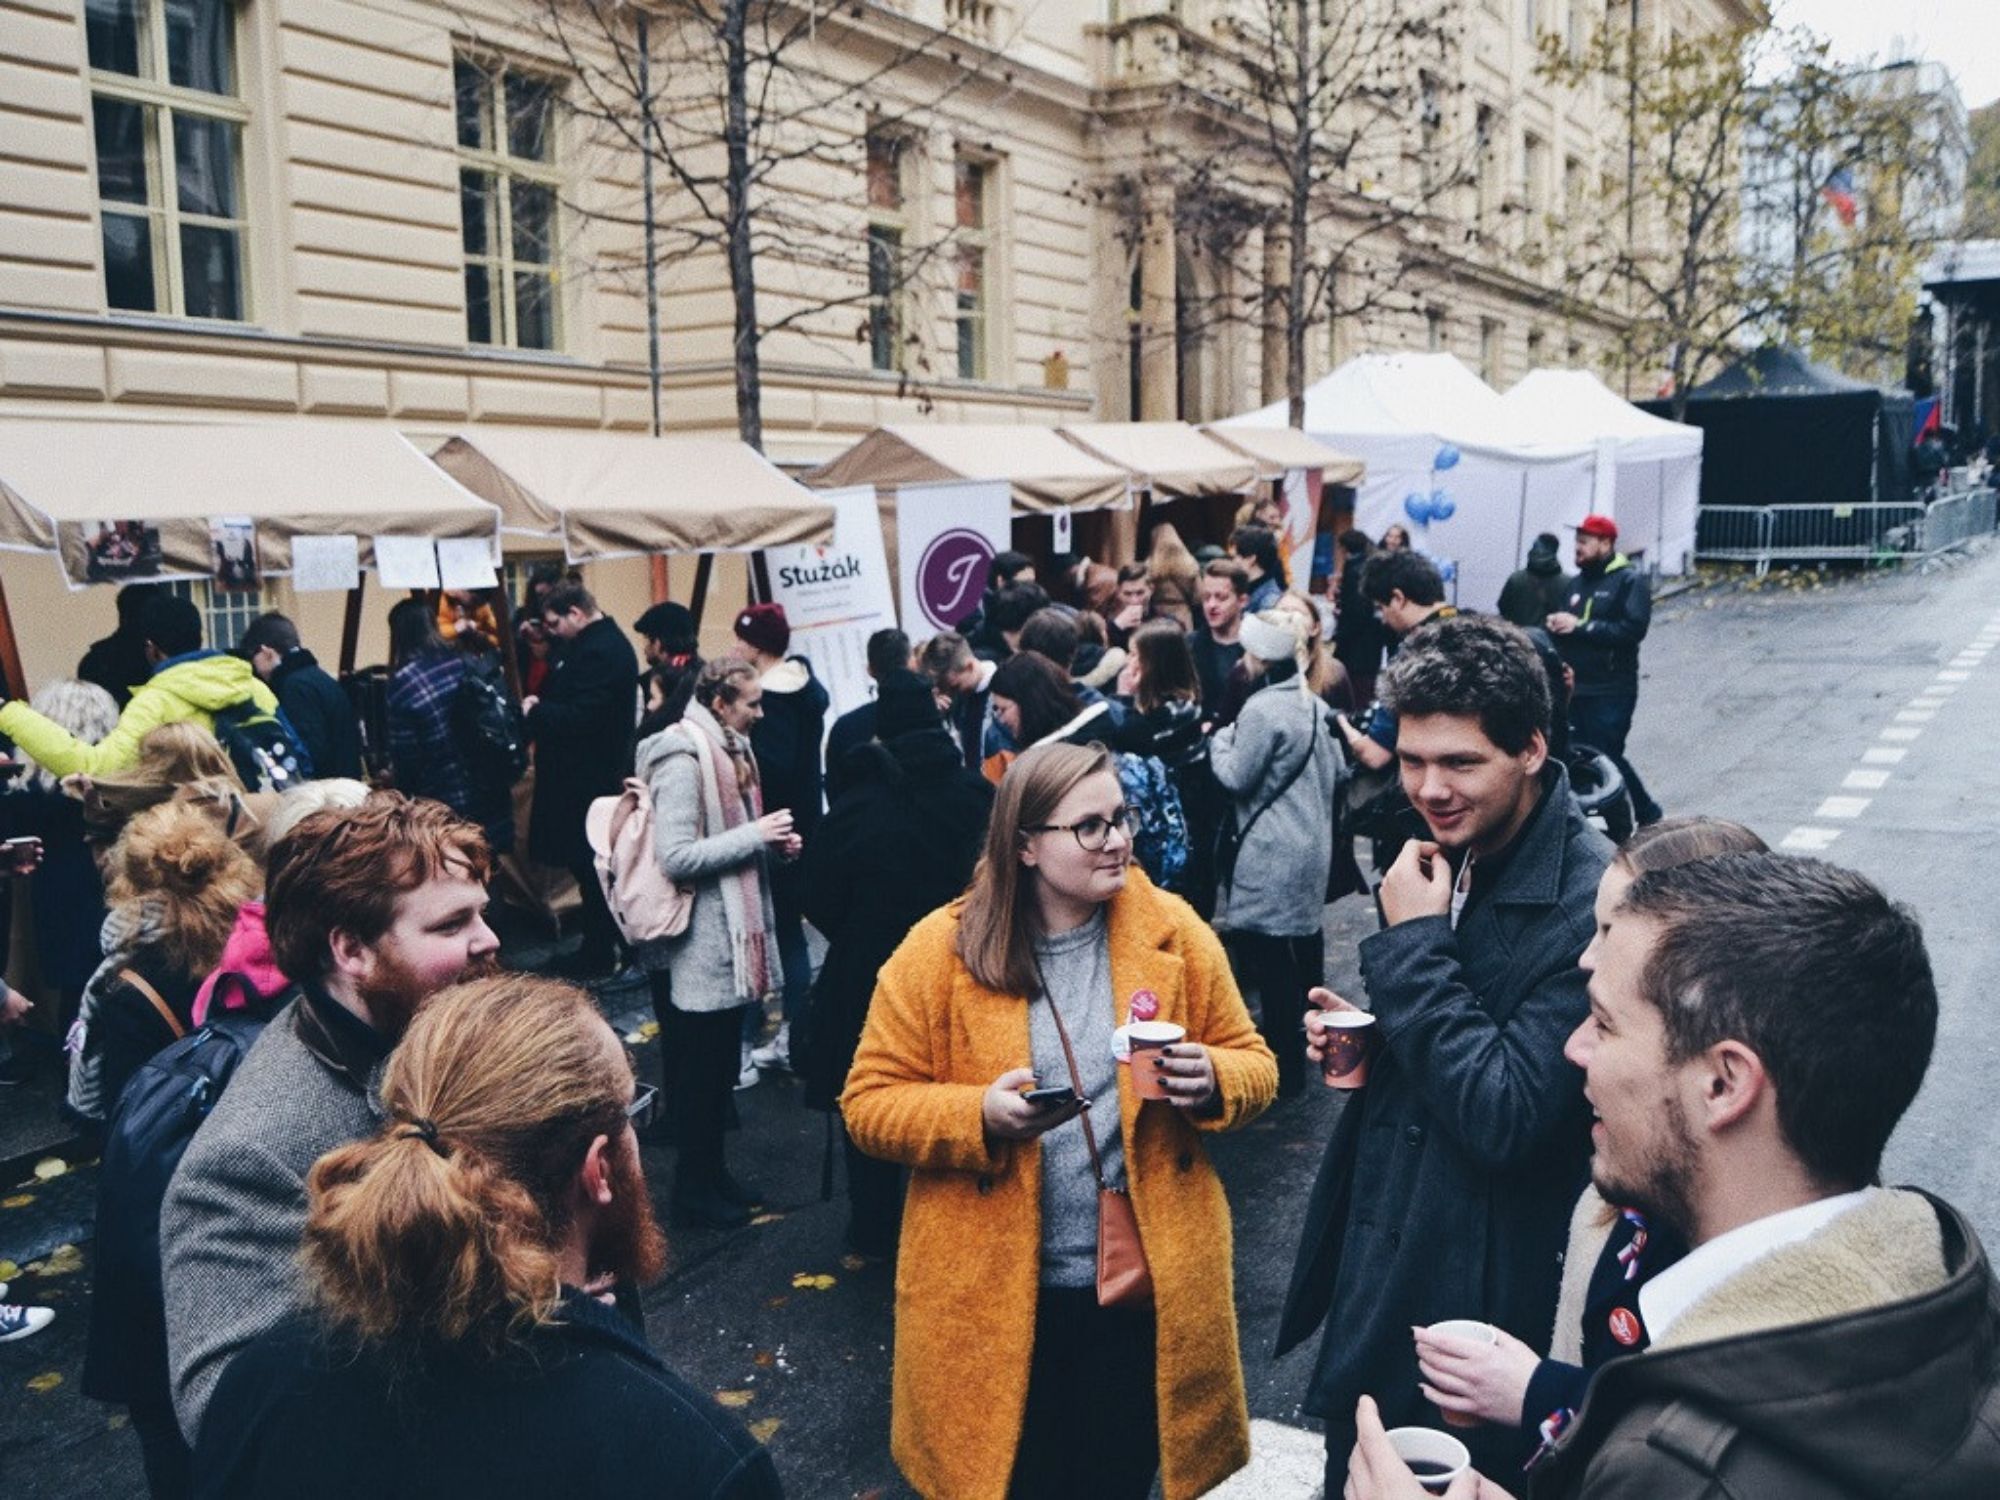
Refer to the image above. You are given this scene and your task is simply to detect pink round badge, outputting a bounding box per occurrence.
[1129,989,1160,1022]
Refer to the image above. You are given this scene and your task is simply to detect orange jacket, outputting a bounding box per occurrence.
[841,870,1278,1499]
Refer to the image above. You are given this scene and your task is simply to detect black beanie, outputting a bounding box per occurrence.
[875,668,941,741]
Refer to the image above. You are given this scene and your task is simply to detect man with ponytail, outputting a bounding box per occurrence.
[193,975,781,1500]
[162,791,499,1446]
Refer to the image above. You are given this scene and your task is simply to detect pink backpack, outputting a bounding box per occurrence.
[586,776,692,945]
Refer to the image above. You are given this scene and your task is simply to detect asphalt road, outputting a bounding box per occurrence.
[5,545,1999,1497]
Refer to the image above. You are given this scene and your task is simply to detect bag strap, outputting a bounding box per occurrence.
[119,967,186,1041]
[1233,694,1322,852]
[1033,952,1111,1193]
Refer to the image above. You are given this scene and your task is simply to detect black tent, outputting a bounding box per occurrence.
[1641,347,1914,509]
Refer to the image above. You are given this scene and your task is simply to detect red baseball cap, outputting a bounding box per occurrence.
[1571,515,1618,541]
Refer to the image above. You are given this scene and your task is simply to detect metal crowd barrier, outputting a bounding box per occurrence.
[1695,489,1997,577]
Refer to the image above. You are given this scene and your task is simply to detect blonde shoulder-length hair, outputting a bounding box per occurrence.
[956,741,1117,996]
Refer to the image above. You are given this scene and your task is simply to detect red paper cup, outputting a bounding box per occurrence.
[1127,1021,1186,1101]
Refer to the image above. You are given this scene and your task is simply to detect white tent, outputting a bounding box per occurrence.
[1498,370,1703,576]
[1228,352,1597,611]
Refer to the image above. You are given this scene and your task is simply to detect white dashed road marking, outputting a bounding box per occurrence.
[1862,746,1908,764]
[1880,726,1923,742]
[1814,797,1872,819]
[1844,769,1891,790]
[1781,827,1843,852]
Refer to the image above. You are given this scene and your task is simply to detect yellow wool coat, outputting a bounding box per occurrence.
[841,871,1278,1500]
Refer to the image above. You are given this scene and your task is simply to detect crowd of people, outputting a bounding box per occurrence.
[0,508,1993,1500]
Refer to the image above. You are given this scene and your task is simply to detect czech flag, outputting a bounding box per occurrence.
[1913,396,1941,446]
[1822,167,1858,228]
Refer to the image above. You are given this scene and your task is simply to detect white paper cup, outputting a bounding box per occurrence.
[1424,1321,1499,1427]
[1385,1427,1471,1494]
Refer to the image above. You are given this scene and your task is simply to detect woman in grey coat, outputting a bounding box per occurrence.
[1208,610,1344,1096]
[635,658,799,1229]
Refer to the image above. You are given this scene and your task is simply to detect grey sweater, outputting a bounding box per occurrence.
[1030,910,1125,1289]
[160,996,382,1441]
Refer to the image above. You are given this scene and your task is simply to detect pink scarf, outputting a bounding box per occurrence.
[681,702,777,1004]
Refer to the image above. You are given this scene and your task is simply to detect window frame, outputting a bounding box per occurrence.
[159,577,263,653]
[865,124,914,374]
[87,0,252,323]
[953,153,991,382]
[455,53,565,352]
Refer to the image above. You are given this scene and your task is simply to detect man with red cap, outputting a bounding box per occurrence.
[731,602,828,1075]
[1547,515,1661,825]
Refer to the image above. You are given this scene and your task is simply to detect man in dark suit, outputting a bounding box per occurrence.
[525,582,639,976]
[1279,615,1609,1489]
[823,627,911,803]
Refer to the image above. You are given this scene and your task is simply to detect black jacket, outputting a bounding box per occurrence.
[749,656,829,833]
[528,616,639,867]
[91,944,201,1119]
[1333,562,1390,682]
[1497,559,1570,630]
[1190,630,1244,717]
[1555,557,1649,698]
[822,700,878,805]
[1278,767,1610,1480]
[268,648,361,780]
[797,729,991,1112]
[193,1294,783,1500]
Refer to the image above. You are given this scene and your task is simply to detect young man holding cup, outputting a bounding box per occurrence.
[1345,852,2000,1497]
[1278,616,1610,1488]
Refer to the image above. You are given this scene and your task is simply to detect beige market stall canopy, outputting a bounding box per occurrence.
[1203,423,1366,486]
[804,424,1131,514]
[1057,422,1261,498]
[430,428,837,560]
[0,418,501,582]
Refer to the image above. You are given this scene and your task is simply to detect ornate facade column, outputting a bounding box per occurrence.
[1137,185,1178,420]
[1261,218,1290,406]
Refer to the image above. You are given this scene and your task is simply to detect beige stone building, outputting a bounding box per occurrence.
[0,0,1757,676]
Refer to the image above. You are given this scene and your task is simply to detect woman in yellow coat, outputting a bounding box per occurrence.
[843,742,1278,1500]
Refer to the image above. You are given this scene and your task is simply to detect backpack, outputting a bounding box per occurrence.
[452,657,528,797]
[586,773,692,945]
[84,994,270,1404]
[1114,750,1191,893]
[209,699,310,792]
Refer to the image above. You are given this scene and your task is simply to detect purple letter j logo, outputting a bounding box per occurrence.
[915,528,996,631]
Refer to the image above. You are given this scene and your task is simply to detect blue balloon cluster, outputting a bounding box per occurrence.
[1402,489,1458,526]
[1434,444,1461,471]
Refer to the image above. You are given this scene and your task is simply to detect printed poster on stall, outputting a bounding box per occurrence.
[764,486,897,723]
[1277,467,1323,589]
[894,480,1012,640]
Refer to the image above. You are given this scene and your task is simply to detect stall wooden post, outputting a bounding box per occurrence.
[649,554,671,604]
[689,553,714,625]
[338,575,366,677]
[491,583,522,699]
[0,572,26,701]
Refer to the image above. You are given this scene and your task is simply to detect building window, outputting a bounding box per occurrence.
[1564,154,1586,213]
[1566,0,1586,57]
[1521,0,1538,41]
[1474,107,1500,228]
[1527,328,1545,366]
[1425,307,1446,351]
[160,578,262,652]
[86,0,250,321]
[1480,318,1504,383]
[955,156,990,380]
[456,56,561,351]
[866,126,911,373]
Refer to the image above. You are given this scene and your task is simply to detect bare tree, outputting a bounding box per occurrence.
[471,0,1003,450]
[1087,0,1480,427]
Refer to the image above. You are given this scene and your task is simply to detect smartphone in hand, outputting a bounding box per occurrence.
[1020,1085,1079,1109]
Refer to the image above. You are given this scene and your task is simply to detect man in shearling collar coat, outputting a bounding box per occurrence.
[1345,852,2000,1498]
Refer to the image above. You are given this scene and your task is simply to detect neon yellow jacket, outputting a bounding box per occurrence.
[0,649,280,777]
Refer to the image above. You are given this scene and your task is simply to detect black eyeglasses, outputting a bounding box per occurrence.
[1026,807,1138,852]
[625,1082,661,1132]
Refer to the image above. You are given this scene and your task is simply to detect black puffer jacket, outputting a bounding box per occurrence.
[1555,556,1650,698]
[798,729,992,1111]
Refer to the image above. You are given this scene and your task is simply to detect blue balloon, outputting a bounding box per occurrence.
[1430,491,1456,522]
[1434,444,1461,471]
[1403,492,1432,525]
[1438,559,1458,582]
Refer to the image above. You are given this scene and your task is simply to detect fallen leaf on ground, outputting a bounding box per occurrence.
[1,1194,33,1209]
[747,1418,782,1443]
[753,1351,774,1368]
[26,1372,62,1393]
[765,1295,789,1309]
[714,1390,755,1408]
[790,1273,836,1291]
[0,1261,17,1281]
[750,1212,784,1226]
[839,1254,868,1271]
[31,1158,66,1181]
[30,1244,84,1277]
